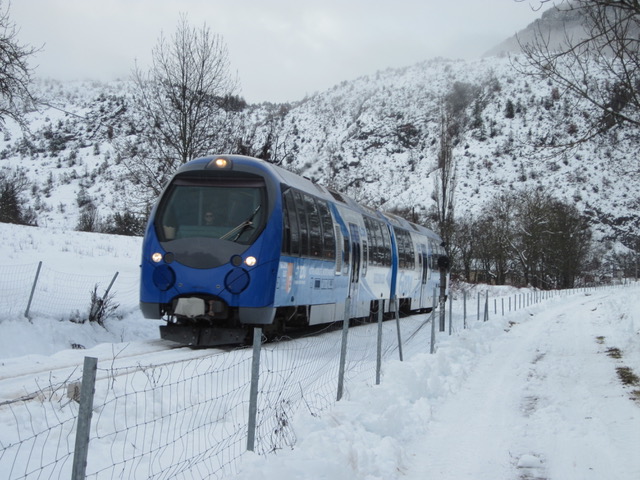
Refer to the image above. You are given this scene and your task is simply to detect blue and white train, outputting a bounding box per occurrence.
[140,155,449,346]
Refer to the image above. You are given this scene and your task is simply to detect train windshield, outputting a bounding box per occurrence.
[156,176,267,245]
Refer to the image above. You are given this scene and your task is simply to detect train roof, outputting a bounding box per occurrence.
[182,155,441,241]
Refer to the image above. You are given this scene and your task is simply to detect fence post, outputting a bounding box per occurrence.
[337,297,351,401]
[71,356,98,480]
[247,327,262,452]
[448,292,453,335]
[90,271,120,321]
[484,291,489,322]
[104,271,119,298]
[430,287,437,354]
[394,296,404,362]
[375,300,383,385]
[477,291,481,321]
[463,291,467,329]
[24,261,42,320]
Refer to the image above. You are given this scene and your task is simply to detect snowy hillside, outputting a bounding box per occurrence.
[2,54,638,249]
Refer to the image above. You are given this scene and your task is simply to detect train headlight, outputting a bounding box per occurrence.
[151,252,163,263]
[245,256,257,267]
[207,157,232,169]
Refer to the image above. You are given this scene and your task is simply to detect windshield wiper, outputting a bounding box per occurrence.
[220,204,262,242]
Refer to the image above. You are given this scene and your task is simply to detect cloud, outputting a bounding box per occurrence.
[10,0,550,103]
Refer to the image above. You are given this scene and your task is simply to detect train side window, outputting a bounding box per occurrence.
[317,200,336,260]
[362,236,368,276]
[282,189,300,255]
[407,233,416,269]
[372,220,384,265]
[363,217,376,266]
[395,228,415,270]
[304,194,323,257]
[381,224,392,266]
[293,190,309,256]
[343,233,350,266]
[335,225,343,273]
[281,195,290,254]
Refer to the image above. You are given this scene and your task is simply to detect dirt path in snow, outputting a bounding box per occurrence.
[405,289,640,479]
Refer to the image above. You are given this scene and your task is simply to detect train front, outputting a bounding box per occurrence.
[139,155,281,346]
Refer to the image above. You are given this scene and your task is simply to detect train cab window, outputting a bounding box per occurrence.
[156,176,266,245]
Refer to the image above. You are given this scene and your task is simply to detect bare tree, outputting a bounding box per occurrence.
[432,106,457,249]
[0,0,37,127]
[514,1,640,145]
[121,14,239,200]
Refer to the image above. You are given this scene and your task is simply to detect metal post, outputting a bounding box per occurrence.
[484,291,489,322]
[103,271,119,298]
[90,272,120,321]
[439,270,447,332]
[24,261,42,320]
[477,292,481,321]
[71,356,98,480]
[394,296,403,362]
[448,292,453,335]
[430,287,437,354]
[375,300,383,385]
[463,290,467,329]
[337,298,351,401]
[247,327,262,451]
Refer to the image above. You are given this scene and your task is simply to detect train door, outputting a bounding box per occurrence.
[419,243,428,308]
[348,223,361,314]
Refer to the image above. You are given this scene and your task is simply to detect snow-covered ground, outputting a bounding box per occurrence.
[1,223,639,479]
[236,284,640,480]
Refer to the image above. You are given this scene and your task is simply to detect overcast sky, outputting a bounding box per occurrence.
[11,0,554,104]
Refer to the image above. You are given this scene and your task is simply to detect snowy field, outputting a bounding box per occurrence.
[0,223,639,479]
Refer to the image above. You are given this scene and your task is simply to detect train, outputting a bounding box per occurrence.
[139,154,449,346]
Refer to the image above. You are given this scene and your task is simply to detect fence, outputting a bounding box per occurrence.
[0,274,634,479]
[0,262,139,321]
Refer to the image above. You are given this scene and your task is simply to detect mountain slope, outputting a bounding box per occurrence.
[1,55,638,248]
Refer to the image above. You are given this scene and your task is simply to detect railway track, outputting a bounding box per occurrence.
[0,339,226,406]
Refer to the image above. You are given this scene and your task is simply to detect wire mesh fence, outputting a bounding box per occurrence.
[0,265,634,479]
[0,262,138,321]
